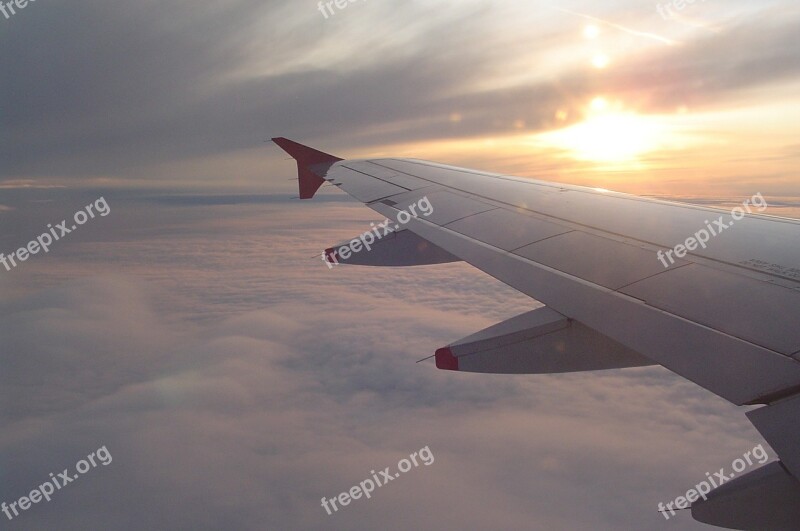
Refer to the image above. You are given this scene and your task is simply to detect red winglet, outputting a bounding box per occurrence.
[272,137,342,199]
[324,247,339,265]
[435,347,459,371]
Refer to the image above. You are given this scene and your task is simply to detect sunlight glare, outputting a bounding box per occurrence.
[539,105,671,163]
[591,53,610,69]
[583,25,600,39]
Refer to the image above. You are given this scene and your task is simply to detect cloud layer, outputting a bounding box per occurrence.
[0,193,769,529]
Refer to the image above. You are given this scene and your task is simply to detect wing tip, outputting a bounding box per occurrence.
[435,347,459,371]
[271,137,342,164]
[271,137,342,199]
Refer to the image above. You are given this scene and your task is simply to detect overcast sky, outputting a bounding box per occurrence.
[2,1,799,529]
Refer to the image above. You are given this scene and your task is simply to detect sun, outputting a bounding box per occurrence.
[549,113,665,161]
[583,25,600,39]
[591,53,610,69]
[538,98,670,163]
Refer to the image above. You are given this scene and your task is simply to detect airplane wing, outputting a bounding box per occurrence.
[273,137,800,530]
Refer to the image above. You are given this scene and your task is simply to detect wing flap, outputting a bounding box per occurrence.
[445,208,572,251]
[691,461,800,530]
[513,230,690,290]
[621,264,800,356]
[436,306,655,374]
[325,229,461,267]
[747,395,800,480]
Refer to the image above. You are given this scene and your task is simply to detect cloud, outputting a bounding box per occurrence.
[3,1,800,181]
[0,196,768,529]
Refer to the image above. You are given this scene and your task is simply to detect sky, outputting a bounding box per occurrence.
[1,0,799,529]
